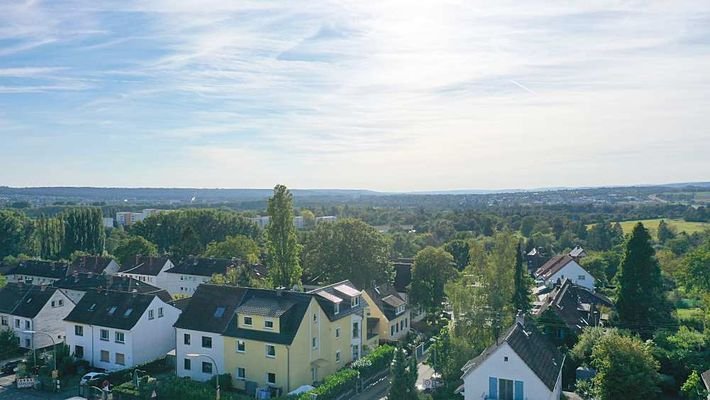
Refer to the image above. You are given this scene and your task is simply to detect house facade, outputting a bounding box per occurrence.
[0,283,75,349]
[5,260,69,286]
[162,257,267,297]
[64,290,180,371]
[116,256,174,287]
[363,284,411,343]
[535,255,595,290]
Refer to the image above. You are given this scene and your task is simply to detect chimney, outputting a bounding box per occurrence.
[276,287,284,296]
[515,310,525,328]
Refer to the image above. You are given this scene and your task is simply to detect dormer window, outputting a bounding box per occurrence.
[264,320,274,329]
[396,305,405,315]
[244,316,253,326]
[351,296,360,307]
[334,303,340,315]
[108,306,117,315]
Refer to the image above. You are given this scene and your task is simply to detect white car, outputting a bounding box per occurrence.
[79,372,109,386]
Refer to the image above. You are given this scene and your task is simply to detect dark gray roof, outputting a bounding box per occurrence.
[7,260,69,280]
[173,284,248,334]
[64,290,159,330]
[534,279,613,334]
[308,280,365,321]
[118,256,171,276]
[365,283,407,321]
[53,273,172,303]
[69,256,116,275]
[0,283,60,318]
[393,259,413,293]
[166,257,238,277]
[462,321,564,391]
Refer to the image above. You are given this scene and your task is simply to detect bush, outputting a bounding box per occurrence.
[297,368,359,400]
[156,376,245,400]
[208,373,233,391]
[352,345,395,379]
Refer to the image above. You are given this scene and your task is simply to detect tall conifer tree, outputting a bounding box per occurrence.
[513,241,531,313]
[266,184,301,288]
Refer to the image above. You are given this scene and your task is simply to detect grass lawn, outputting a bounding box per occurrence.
[589,218,709,236]
[677,308,703,319]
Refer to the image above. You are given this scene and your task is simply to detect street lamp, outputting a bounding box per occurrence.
[186,353,220,400]
[23,330,59,391]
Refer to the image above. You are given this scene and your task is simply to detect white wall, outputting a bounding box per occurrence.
[5,275,60,286]
[117,260,173,290]
[32,290,75,348]
[462,342,558,400]
[175,328,225,382]
[546,261,595,290]
[161,273,210,297]
[131,297,180,365]
[104,260,120,275]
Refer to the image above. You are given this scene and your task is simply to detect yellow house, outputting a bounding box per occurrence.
[363,284,411,343]
[219,281,368,396]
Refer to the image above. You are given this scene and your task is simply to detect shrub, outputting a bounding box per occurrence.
[352,345,395,379]
[297,368,358,400]
[208,373,233,391]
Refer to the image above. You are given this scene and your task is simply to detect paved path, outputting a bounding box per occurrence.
[415,362,435,391]
[0,373,82,400]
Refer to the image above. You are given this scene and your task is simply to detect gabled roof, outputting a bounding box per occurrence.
[69,256,116,275]
[64,289,161,330]
[173,284,248,334]
[365,283,407,321]
[533,279,613,334]
[701,369,710,391]
[7,260,69,280]
[165,257,238,277]
[118,256,171,276]
[569,246,586,258]
[393,259,413,293]
[535,255,576,280]
[461,320,564,391]
[0,283,61,318]
[53,273,172,303]
[308,280,364,321]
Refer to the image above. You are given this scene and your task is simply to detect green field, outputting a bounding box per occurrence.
[614,219,709,236]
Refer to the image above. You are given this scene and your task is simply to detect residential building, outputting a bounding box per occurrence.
[249,216,271,229]
[162,257,267,297]
[115,212,144,226]
[64,289,180,371]
[5,260,69,286]
[315,216,337,225]
[116,256,174,287]
[568,246,587,260]
[53,272,171,304]
[68,256,120,276]
[362,283,410,343]
[535,254,595,291]
[103,217,115,228]
[0,283,74,349]
[457,314,565,400]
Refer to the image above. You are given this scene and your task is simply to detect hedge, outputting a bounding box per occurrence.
[352,345,395,379]
[156,376,247,400]
[296,368,359,400]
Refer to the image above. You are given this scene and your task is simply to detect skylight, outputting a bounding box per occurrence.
[108,306,117,315]
[123,308,133,317]
[214,307,226,318]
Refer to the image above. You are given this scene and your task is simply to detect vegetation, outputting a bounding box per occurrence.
[112,235,158,266]
[410,247,456,314]
[266,184,302,288]
[389,346,417,400]
[202,234,260,263]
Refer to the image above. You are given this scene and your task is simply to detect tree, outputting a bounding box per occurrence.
[680,242,710,293]
[203,235,260,264]
[410,247,456,313]
[657,220,676,243]
[616,223,673,338]
[113,235,158,266]
[171,226,202,259]
[0,329,19,359]
[300,209,316,229]
[0,210,30,259]
[512,241,531,313]
[483,232,517,337]
[389,346,417,400]
[303,218,391,289]
[266,184,302,288]
[587,222,614,251]
[444,239,470,270]
[33,216,63,259]
[60,207,105,257]
[681,370,708,400]
[591,333,660,400]
[210,266,254,287]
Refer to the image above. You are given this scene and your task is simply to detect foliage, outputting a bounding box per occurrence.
[351,344,395,378]
[156,375,243,400]
[0,329,20,359]
[570,327,618,366]
[295,368,359,400]
[483,232,517,337]
[653,326,710,393]
[680,241,710,293]
[209,265,269,288]
[112,235,158,266]
[512,241,531,313]
[0,209,32,259]
[266,184,302,288]
[303,217,391,289]
[616,223,674,338]
[658,220,676,243]
[60,207,105,258]
[389,346,417,400]
[203,234,260,264]
[681,370,708,400]
[33,216,64,259]
[444,239,470,270]
[173,226,203,258]
[410,247,456,313]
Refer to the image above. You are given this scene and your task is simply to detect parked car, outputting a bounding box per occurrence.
[1,360,23,375]
[79,372,109,386]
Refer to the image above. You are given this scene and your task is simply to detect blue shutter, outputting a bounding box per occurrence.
[489,377,498,399]
[514,380,524,400]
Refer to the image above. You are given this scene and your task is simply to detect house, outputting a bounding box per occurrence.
[53,272,171,304]
[116,256,174,287]
[5,260,69,286]
[532,279,613,345]
[174,281,368,396]
[526,248,545,273]
[535,254,595,291]
[64,289,181,371]
[568,246,587,260]
[362,283,410,343]
[68,256,120,276]
[162,257,267,297]
[392,258,413,294]
[457,314,565,400]
[0,283,75,349]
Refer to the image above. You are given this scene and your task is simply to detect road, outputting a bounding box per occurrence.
[352,361,436,400]
[0,373,81,400]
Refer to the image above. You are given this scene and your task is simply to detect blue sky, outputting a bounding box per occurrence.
[0,1,709,191]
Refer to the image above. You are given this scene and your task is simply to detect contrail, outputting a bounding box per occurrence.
[510,79,537,95]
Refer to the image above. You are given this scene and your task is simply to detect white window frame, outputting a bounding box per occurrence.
[100,329,109,341]
[115,331,125,344]
[237,340,246,353]
[236,367,246,380]
[264,320,274,330]
[265,344,276,358]
[243,316,253,326]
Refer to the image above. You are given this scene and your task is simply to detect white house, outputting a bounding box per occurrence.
[535,255,595,291]
[162,257,268,297]
[0,283,75,349]
[116,256,174,288]
[64,289,181,371]
[69,256,120,276]
[5,260,69,286]
[457,314,565,400]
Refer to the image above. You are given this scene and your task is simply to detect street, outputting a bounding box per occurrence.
[0,373,80,400]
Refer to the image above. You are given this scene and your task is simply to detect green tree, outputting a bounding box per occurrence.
[512,241,531,313]
[680,242,710,293]
[303,218,391,289]
[0,210,30,259]
[587,222,614,251]
[616,223,673,338]
[172,226,203,259]
[60,207,105,257]
[444,239,470,270]
[657,220,676,243]
[210,266,254,287]
[203,235,260,264]
[483,232,517,337]
[300,209,316,229]
[681,370,708,400]
[266,184,302,288]
[591,334,660,400]
[0,329,19,358]
[389,346,417,400]
[410,247,456,313]
[113,235,158,266]
[520,216,537,237]
[33,216,64,259]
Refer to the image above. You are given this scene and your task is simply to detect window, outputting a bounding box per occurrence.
[123,308,133,317]
[1,316,7,326]
[214,307,225,318]
[313,313,318,322]
[115,353,125,365]
[334,303,340,315]
[75,325,84,336]
[58,299,64,306]
[24,320,30,330]
[335,351,341,363]
[498,378,514,400]
[15,319,20,328]
[148,309,155,320]
[75,345,84,358]
[108,306,117,315]
[202,336,212,348]
[352,322,359,338]
[25,338,31,348]
[184,333,191,345]
[115,331,125,344]
[265,344,276,358]
[237,340,246,353]
[400,320,404,331]
[243,316,252,326]
[100,329,109,341]
[51,300,55,307]
[100,350,109,362]
[202,362,213,374]
[267,372,276,385]
[578,275,586,281]
[335,328,340,338]
[504,356,509,362]
[236,367,246,380]
[184,358,191,370]
[391,326,395,337]
[158,307,164,318]
[312,337,318,349]
[264,320,274,329]
[351,296,360,307]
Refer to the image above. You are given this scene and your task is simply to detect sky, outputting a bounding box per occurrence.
[0,1,709,192]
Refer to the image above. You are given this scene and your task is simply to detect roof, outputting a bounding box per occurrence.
[118,256,171,276]
[393,259,413,292]
[53,273,172,303]
[461,320,564,391]
[308,280,365,321]
[533,279,613,334]
[569,246,586,258]
[174,284,249,334]
[165,257,238,277]
[69,256,116,275]
[701,369,710,390]
[7,260,69,280]
[64,289,161,330]
[527,248,539,256]
[0,283,61,318]
[365,283,407,321]
[535,255,576,280]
